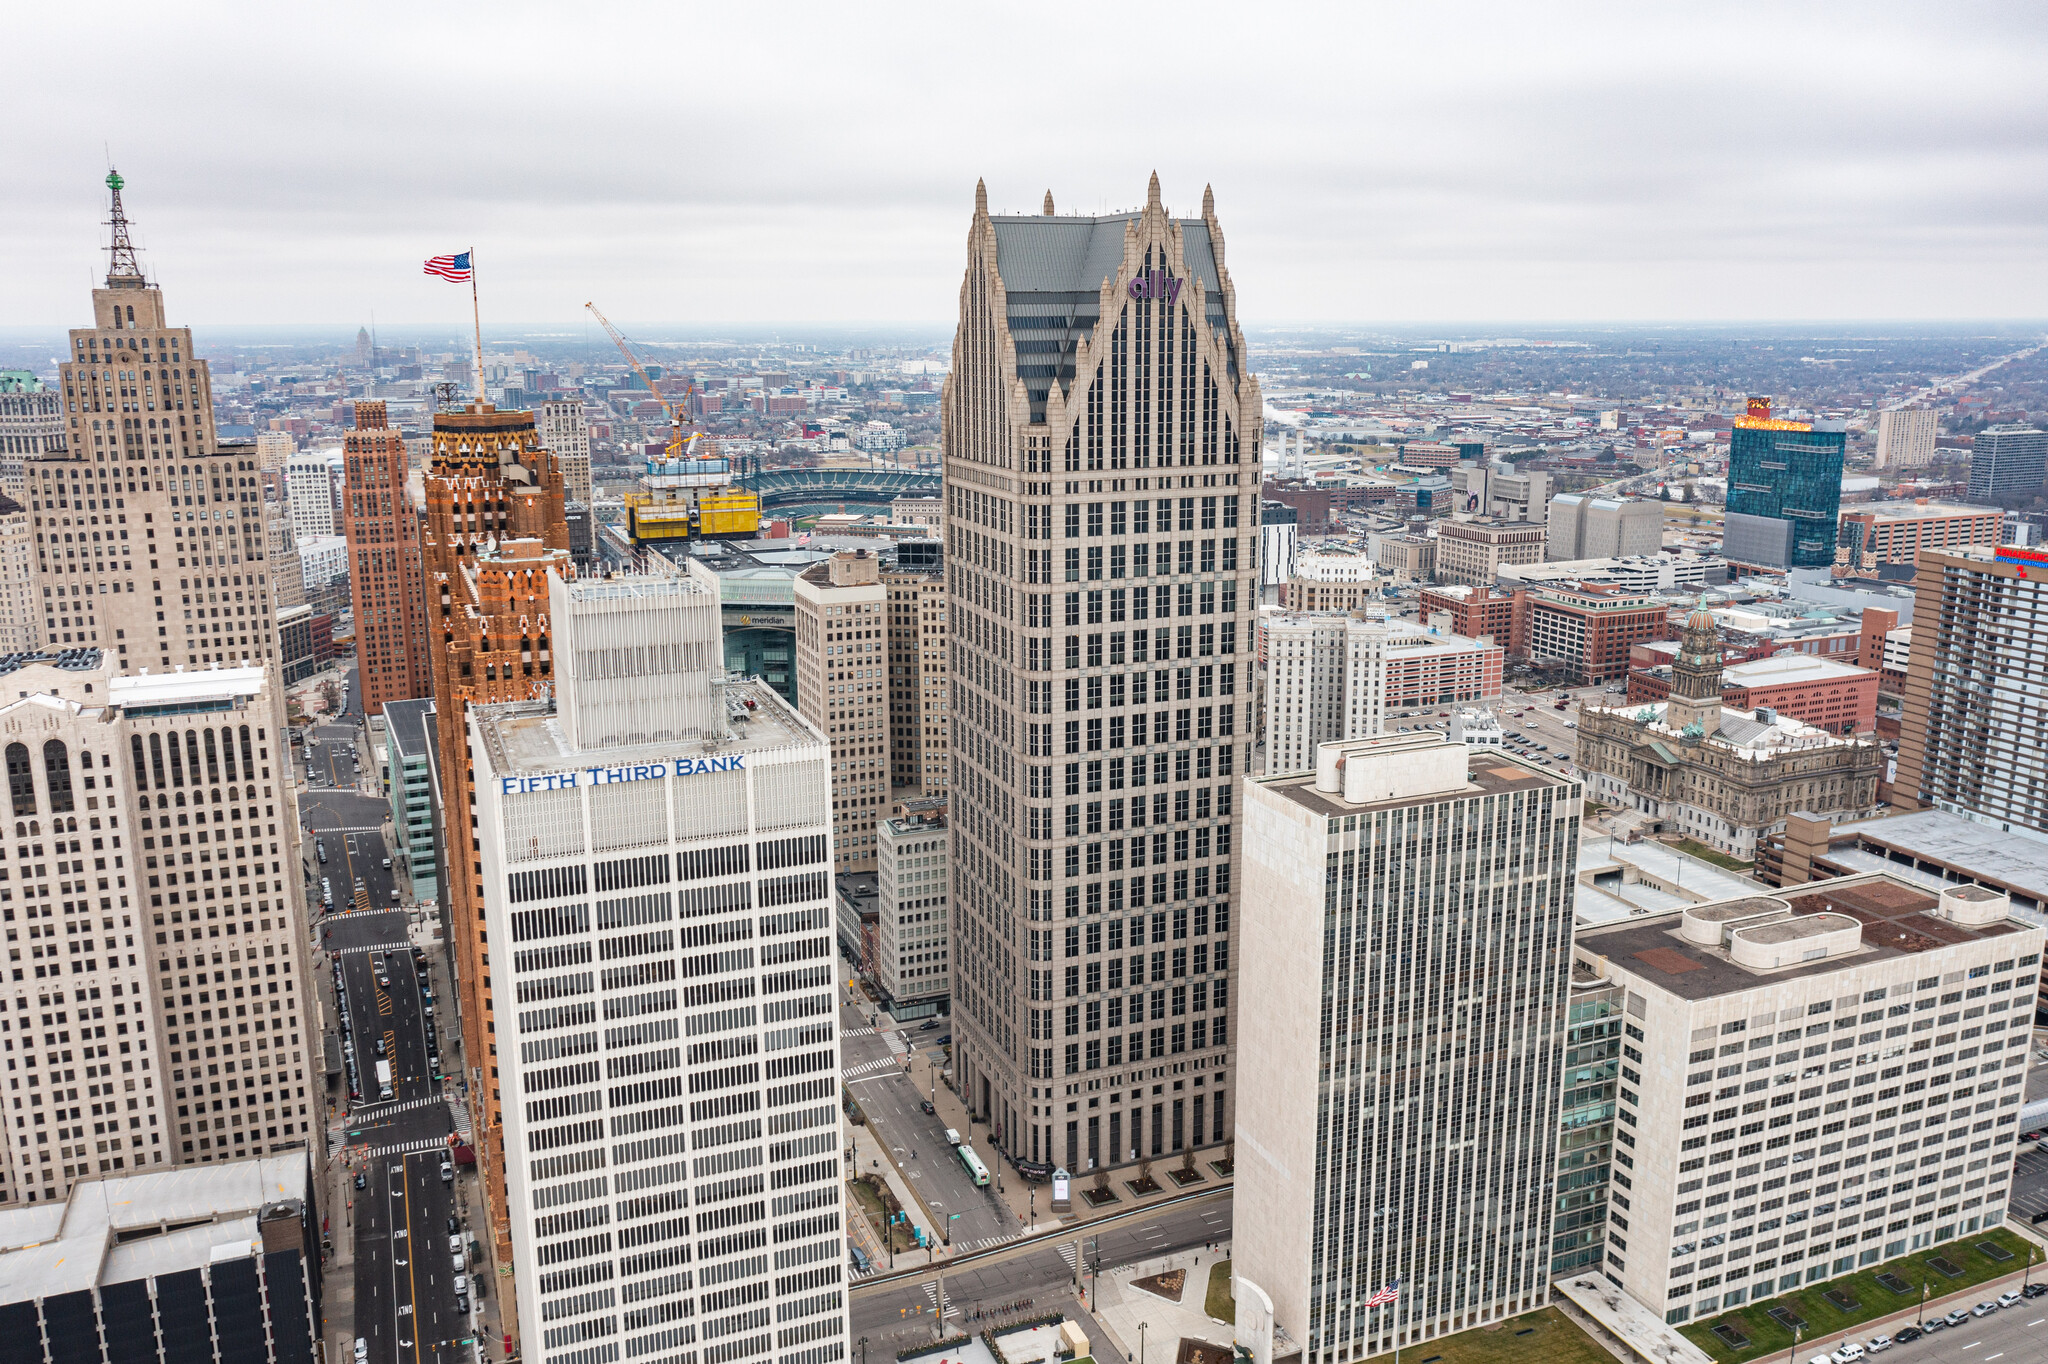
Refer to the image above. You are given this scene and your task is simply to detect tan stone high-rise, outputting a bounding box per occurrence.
[342,401,429,715]
[420,399,571,1299]
[944,175,1256,1177]
[45,172,275,673]
[0,174,321,1213]
[795,546,951,876]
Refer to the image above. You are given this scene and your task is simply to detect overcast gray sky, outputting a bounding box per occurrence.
[6,1,2046,328]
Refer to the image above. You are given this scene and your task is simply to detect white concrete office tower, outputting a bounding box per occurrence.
[1237,733,1580,1362]
[285,451,340,540]
[472,571,848,1364]
[1570,876,2042,1327]
[1874,408,1937,470]
[1259,610,1500,774]
[1261,614,1345,775]
[877,809,950,1016]
[541,399,594,507]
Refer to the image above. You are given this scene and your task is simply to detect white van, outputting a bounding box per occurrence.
[945,1128,961,1147]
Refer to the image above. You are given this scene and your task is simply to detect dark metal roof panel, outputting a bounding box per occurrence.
[988,216,1222,297]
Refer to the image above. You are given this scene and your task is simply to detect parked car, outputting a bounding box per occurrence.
[1943,1309,1970,1326]
[355,1341,368,1363]
[919,1020,939,1031]
[920,1100,935,1115]
[441,1160,454,1183]
[849,1246,872,1273]
[353,1172,366,1190]
[2025,1282,2048,1299]
[1971,1302,1998,1318]
[1890,1328,1922,1345]
[1997,1291,2022,1309]
[1831,1344,1866,1364]
[1919,1317,1947,1333]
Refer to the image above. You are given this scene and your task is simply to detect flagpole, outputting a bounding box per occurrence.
[470,246,486,407]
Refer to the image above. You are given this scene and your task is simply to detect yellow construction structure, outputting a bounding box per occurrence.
[585,301,762,542]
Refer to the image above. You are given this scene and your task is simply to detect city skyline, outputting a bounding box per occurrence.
[5,5,2048,326]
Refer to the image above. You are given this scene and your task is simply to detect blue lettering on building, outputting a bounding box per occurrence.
[500,752,745,796]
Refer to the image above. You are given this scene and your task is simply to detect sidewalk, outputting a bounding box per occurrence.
[852,1117,940,1245]
[1090,1243,1235,1364]
[899,1028,1235,1238]
[320,1145,359,1363]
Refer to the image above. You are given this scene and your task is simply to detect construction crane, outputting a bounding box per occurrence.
[584,300,761,542]
[585,300,698,462]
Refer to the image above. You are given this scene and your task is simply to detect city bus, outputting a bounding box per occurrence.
[957,1144,990,1187]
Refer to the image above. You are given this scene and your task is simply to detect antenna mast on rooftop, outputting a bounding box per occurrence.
[104,169,144,284]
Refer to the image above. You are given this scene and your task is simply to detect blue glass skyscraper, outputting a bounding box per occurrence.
[1724,414,1846,568]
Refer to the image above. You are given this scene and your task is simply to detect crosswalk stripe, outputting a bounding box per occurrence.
[844,1058,902,1079]
[349,1094,449,1120]
[361,1136,453,1159]
[331,940,412,957]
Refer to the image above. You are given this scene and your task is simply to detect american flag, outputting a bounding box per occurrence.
[1366,1280,1400,1308]
[423,251,472,282]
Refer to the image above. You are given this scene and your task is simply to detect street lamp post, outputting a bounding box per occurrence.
[1140,1322,1148,1364]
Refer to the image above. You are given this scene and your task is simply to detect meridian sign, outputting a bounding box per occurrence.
[499,753,745,796]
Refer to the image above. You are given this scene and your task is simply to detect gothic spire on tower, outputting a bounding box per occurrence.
[104,168,144,285]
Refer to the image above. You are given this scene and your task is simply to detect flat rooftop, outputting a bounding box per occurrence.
[0,1155,307,1304]
[1850,500,2001,522]
[1724,654,1874,686]
[471,677,821,781]
[109,665,266,709]
[1261,750,1573,820]
[1831,809,2048,906]
[1578,872,2030,1001]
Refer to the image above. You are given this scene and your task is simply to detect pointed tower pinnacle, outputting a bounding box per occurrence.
[1146,170,1162,212]
[974,178,988,216]
[1042,189,1055,216]
[1202,183,1215,217]
[104,168,143,284]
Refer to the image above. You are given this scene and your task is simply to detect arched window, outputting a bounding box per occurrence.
[239,726,254,773]
[184,732,202,789]
[5,744,33,817]
[42,742,72,814]
[130,735,147,790]
[165,731,184,787]
[203,729,220,783]
[222,729,239,782]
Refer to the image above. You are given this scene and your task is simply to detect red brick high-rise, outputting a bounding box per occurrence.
[342,400,428,714]
[421,400,571,1338]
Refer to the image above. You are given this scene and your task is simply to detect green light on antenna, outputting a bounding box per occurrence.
[107,171,124,191]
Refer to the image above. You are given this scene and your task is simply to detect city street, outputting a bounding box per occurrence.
[838,993,1019,1251]
[329,901,468,1364]
[848,1190,1231,1343]
[351,1143,473,1364]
